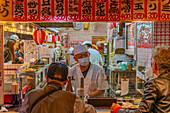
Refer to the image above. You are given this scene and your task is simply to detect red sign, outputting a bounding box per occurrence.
[54,0,66,21]
[120,0,133,21]
[7,0,170,22]
[13,0,26,20]
[94,0,107,21]
[108,0,120,21]
[160,0,170,21]
[40,0,52,21]
[146,0,159,21]
[67,0,80,21]
[27,0,39,21]
[133,0,145,21]
[81,0,93,21]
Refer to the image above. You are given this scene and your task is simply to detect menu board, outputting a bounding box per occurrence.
[0,25,4,104]
[24,40,39,63]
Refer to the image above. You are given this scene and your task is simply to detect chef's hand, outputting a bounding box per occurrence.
[18,57,24,62]
[111,103,122,113]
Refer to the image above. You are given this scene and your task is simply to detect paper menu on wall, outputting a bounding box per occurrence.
[121,78,129,96]
[24,40,39,63]
[41,47,51,57]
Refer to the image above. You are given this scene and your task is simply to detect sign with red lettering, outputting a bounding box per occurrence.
[40,0,52,21]
[133,0,145,20]
[120,0,133,21]
[54,0,66,21]
[108,0,120,21]
[67,0,79,21]
[4,0,170,22]
[147,0,159,21]
[13,0,26,21]
[160,0,170,21]
[27,0,39,21]
[94,0,107,21]
[81,0,93,21]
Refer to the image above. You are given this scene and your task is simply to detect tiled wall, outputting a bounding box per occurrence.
[154,22,170,47]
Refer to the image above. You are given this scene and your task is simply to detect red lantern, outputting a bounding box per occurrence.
[52,34,56,43]
[33,30,46,44]
[46,34,56,43]
[57,35,60,41]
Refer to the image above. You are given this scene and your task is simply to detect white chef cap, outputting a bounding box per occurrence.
[10,34,19,41]
[82,41,92,45]
[68,47,74,55]
[74,45,88,55]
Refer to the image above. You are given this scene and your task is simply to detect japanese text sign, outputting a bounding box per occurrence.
[147,0,159,21]
[120,0,132,21]
[68,0,79,21]
[0,0,169,21]
[0,0,12,20]
[133,0,145,20]
[161,0,170,20]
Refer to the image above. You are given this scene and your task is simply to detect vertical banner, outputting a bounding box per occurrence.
[81,0,93,21]
[108,0,120,21]
[0,25,4,104]
[54,0,66,21]
[13,0,26,20]
[0,0,12,21]
[137,22,153,48]
[94,0,107,21]
[120,0,133,21]
[40,0,52,21]
[67,0,79,21]
[27,0,39,21]
[133,0,145,21]
[160,0,170,21]
[147,0,159,21]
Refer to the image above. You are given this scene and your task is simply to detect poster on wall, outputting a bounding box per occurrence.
[92,36,107,54]
[128,23,135,46]
[70,41,84,48]
[137,22,153,48]
[0,25,4,104]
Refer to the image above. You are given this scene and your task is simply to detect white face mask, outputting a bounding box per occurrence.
[78,57,89,66]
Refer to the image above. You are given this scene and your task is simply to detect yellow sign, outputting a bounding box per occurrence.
[0,0,12,21]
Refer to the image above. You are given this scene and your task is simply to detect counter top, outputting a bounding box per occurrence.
[96,108,110,113]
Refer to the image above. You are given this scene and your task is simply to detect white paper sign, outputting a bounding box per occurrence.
[121,78,129,96]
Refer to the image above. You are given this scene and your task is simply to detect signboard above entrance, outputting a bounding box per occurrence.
[1,0,170,21]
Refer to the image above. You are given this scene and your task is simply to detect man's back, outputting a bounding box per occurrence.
[88,48,102,65]
[136,72,170,113]
[20,83,76,113]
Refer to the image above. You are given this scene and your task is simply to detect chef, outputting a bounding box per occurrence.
[68,45,109,97]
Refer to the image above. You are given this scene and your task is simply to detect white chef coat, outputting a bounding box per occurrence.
[68,63,109,97]
[88,48,102,65]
